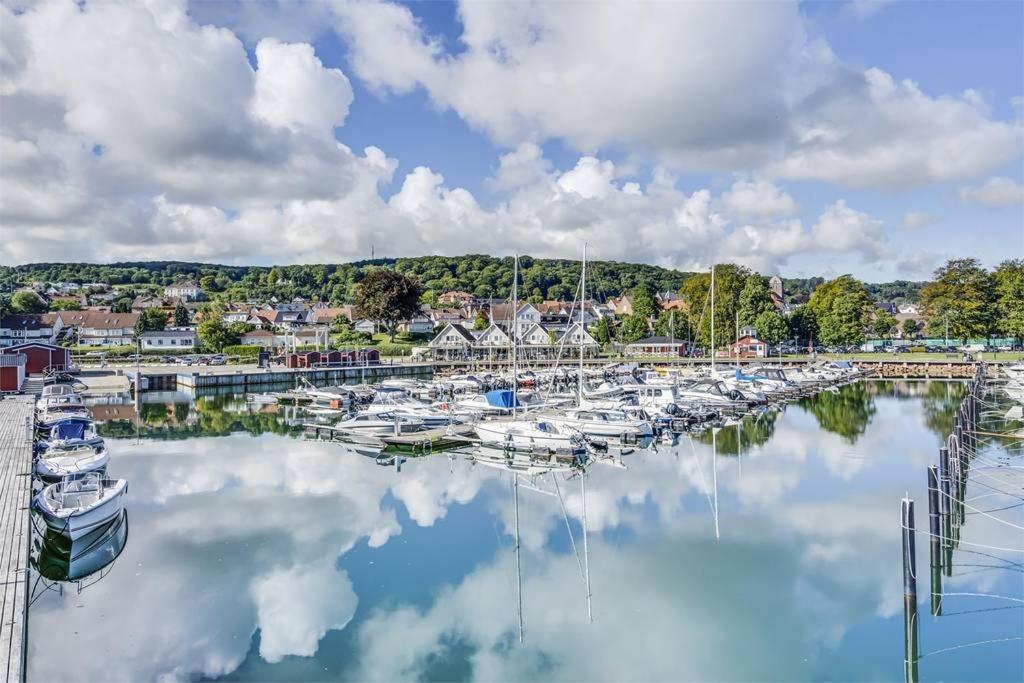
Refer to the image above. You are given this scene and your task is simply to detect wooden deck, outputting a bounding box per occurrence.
[0,396,32,683]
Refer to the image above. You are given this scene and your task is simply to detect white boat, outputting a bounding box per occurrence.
[363,391,463,428]
[35,444,110,482]
[538,408,653,439]
[332,412,424,436]
[39,418,103,451]
[35,475,128,540]
[474,418,585,450]
[246,393,279,405]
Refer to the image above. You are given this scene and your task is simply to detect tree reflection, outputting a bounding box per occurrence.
[694,411,779,455]
[798,382,876,444]
[921,381,968,441]
[96,395,303,440]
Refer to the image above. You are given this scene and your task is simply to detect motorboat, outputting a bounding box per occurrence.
[537,408,653,439]
[246,393,279,405]
[34,475,128,540]
[362,390,464,428]
[35,443,109,483]
[332,412,424,436]
[455,390,521,416]
[34,509,129,583]
[38,418,103,451]
[474,417,591,451]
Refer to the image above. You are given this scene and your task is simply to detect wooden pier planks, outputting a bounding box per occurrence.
[0,396,33,683]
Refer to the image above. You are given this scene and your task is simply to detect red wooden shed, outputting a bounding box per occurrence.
[0,354,26,392]
[2,342,70,374]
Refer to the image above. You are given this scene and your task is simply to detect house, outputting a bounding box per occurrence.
[428,323,477,360]
[728,335,768,358]
[0,314,56,347]
[222,307,253,324]
[429,307,472,327]
[139,330,198,351]
[270,308,310,329]
[353,319,376,335]
[399,313,435,335]
[131,295,167,311]
[1,342,71,374]
[164,281,202,301]
[438,291,474,306]
[241,329,276,348]
[310,307,354,325]
[876,301,899,315]
[535,301,597,332]
[608,295,634,317]
[739,325,758,339]
[556,322,600,352]
[54,310,140,346]
[626,336,685,357]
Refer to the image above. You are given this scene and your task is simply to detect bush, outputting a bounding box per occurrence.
[376,342,414,357]
[223,344,263,357]
[908,345,926,353]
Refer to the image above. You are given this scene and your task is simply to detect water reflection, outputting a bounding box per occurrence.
[28,382,1022,682]
[31,510,128,587]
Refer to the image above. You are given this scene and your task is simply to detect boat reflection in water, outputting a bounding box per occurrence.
[31,509,129,595]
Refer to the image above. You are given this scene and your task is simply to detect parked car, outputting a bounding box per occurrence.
[209,354,226,365]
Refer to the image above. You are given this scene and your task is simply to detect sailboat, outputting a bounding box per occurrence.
[475,254,590,452]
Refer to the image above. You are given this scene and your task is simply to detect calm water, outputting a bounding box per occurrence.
[27,382,1024,682]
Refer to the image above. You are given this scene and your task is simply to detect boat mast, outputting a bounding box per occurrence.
[511,254,519,415]
[581,470,593,622]
[578,243,587,407]
[710,265,716,373]
[514,473,524,643]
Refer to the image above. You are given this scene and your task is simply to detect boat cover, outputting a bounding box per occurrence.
[54,421,87,441]
[484,390,520,408]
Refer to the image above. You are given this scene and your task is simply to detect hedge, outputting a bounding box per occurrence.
[223,344,263,357]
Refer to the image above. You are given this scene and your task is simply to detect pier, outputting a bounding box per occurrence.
[0,397,33,683]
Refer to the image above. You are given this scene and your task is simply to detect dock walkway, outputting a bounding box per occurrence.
[0,396,33,683]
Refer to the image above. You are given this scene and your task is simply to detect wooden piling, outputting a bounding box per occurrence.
[927,466,942,616]
[902,498,919,683]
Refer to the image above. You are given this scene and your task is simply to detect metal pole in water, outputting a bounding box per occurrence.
[927,466,942,616]
[901,497,919,683]
[712,427,720,540]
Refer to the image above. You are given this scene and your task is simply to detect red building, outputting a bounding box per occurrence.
[0,354,26,392]
[1,342,71,374]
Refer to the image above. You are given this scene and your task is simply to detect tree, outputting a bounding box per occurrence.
[112,297,132,313]
[629,283,658,319]
[9,290,47,314]
[618,314,649,344]
[901,318,921,339]
[197,303,235,352]
[787,306,817,346]
[872,310,898,339]
[807,275,872,346]
[135,308,167,336]
[654,309,689,340]
[679,264,752,350]
[919,259,995,343]
[472,310,489,331]
[355,270,424,341]
[992,259,1024,343]
[590,316,613,345]
[49,299,82,311]
[737,275,775,327]
[174,302,190,327]
[754,311,789,345]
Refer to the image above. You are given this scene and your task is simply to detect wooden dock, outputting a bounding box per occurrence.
[0,396,32,683]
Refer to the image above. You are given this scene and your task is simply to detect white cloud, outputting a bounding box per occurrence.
[329,0,1021,189]
[719,179,800,220]
[959,176,1024,207]
[901,211,934,230]
[810,200,886,259]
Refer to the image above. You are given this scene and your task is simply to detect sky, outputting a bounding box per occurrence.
[0,0,1021,280]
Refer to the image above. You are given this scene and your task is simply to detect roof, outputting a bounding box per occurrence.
[167,281,199,288]
[139,330,196,338]
[242,329,275,337]
[311,307,352,323]
[56,310,140,329]
[730,335,765,344]
[0,314,53,331]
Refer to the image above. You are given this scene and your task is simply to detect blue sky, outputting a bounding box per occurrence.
[1,0,1021,280]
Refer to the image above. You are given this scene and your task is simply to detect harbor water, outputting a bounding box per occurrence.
[27,381,1023,681]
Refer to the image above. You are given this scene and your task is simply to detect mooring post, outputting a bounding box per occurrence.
[902,497,919,683]
[927,466,942,616]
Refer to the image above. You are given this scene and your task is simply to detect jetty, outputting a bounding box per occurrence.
[0,396,33,683]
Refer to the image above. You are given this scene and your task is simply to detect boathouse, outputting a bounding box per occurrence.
[1,342,71,374]
[0,353,26,392]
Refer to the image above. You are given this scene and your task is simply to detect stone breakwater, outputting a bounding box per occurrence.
[852,361,1012,379]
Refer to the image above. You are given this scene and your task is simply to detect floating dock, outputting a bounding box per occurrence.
[0,396,33,683]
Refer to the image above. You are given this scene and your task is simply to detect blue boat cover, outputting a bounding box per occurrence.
[54,421,86,440]
[734,368,759,382]
[484,390,520,408]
